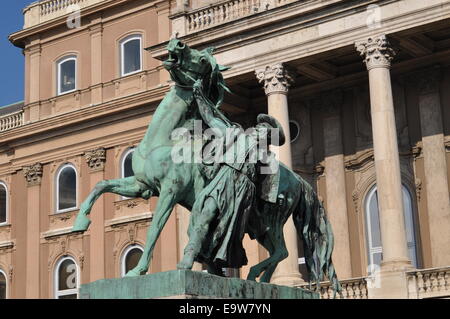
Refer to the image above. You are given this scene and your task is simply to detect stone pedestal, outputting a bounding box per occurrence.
[80,270,318,299]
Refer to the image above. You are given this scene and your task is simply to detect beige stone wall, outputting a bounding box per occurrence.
[1,0,450,299]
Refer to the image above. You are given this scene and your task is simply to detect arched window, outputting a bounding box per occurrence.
[0,269,6,299]
[54,256,79,299]
[57,56,77,95]
[121,148,135,179]
[364,184,419,272]
[0,182,7,225]
[56,164,77,213]
[120,35,142,76]
[121,245,143,277]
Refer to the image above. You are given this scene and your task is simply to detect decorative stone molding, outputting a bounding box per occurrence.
[352,190,359,215]
[314,162,325,176]
[345,149,374,171]
[255,63,294,96]
[23,163,43,187]
[415,178,422,202]
[84,148,107,172]
[8,265,13,281]
[412,142,423,158]
[355,35,396,70]
[47,234,84,272]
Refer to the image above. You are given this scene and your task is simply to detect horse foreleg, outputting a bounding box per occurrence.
[125,184,179,277]
[73,177,146,233]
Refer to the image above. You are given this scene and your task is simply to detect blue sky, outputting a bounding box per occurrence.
[0,1,34,107]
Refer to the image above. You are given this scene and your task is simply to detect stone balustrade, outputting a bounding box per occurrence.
[182,0,298,34]
[23,0,106,28]
[0,111,24,133]
[407,266,450,299]
[298,277,369,299]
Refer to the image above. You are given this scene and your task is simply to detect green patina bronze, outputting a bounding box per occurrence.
[73,38,341,296]
[80,270,319,299]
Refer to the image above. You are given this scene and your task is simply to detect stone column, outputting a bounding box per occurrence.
[356,35,411,298]
[415,68,450,267]
[84,148,107,281]
[319,91,352,279]
[256,63,303,286]
[89,18,103,105]
[23,163,43,299]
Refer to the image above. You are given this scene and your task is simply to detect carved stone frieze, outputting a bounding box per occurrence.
[23,163,43,187]
[85,148,107,172]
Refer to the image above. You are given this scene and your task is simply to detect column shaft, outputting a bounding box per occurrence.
[356,36,411,269]
[256,63,303,286]
[23,163,43,299]
[323,114,352,279]
[416,69,450,267]
[369,66,410,265]
[89,170,105,281]
[85,149,107,281]
[26,185,40,298]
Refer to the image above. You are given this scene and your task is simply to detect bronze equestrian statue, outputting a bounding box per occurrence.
[73,38,341,295]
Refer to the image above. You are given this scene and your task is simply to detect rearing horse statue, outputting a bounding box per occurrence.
[72,39,340,294]
[73,38,219,276]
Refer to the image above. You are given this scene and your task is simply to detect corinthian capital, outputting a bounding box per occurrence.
[355,35,396,70]
[23,163,43,187]
[84,148,107,172]
[256,63,294,96]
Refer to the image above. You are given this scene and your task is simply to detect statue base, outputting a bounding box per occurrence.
[80,270,319,299]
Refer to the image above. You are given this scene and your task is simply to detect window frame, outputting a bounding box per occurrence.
[120,244,144,277]
[121,148,135,200]
[0,268,7,299]
[54,256,80,299]
[120,35,143,77]
[364,184,419,272]
[0,182,8,226]
[57,56,77,96]
[121,148,135,179]
[55,164,78,214]
[364,185,383,269]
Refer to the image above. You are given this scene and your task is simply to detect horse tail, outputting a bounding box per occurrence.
[292,181,341,297]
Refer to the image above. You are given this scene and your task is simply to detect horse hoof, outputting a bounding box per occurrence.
[72,215,91,233]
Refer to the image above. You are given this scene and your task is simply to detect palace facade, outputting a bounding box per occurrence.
[1,0,449,299]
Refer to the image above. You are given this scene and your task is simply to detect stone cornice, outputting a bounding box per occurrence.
[0,85,167,145]
[355,35,397,70]
[151,0,450,82]
[9,0,168,49]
